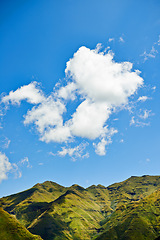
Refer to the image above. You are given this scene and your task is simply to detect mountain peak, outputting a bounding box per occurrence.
[70,184,86,191]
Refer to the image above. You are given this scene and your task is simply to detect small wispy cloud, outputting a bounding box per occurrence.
[141,35,160,62]
[130,109,153,127]
[108,38,114,42]
[152,86,156,91]
[119,36,125,43]
[141,46,158,62]
[139,109,153,120]
[12,163,22,179]
[48,151,56,157]
[38,162,44,166]
[130,116,135,126]
[4,139,11,149]
[130,117,150,127]
[19,157,32,168]
[137,96,150,102]
[155,35,160,46]
[11,157,32,179]
[57,142,89,161]
[0,136,11,149]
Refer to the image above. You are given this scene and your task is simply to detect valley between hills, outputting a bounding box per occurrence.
[1,175,160,240]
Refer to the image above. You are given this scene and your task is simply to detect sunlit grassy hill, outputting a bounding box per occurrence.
[0,207,42,240]
[1,175,160,240]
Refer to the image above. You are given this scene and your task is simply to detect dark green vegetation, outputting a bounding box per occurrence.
[1,176,160,240]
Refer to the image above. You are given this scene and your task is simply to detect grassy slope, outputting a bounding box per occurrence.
[0,207,42,240]
[1,176,160,240]
[0,181,66,227]
[107,175,160,205]
[95,189,160,240]
[28,186,104,240]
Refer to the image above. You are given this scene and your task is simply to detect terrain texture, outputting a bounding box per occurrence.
[1,175,160,240]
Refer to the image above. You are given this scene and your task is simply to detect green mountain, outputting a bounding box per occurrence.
[1,175,160,240]
[0,207,42,240]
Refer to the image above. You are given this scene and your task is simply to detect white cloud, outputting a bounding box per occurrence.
[93,128,118,156]
[24,96,67,137]
[138,96,149,102]
[65,45,143,153]
[70,100,111,139]
[2,82,45,105]
[65,46,143,106]
[57,142,89,161]
[41,125,71,143]
[0,152,12,183]
[93,138,108,156]
[23,94,72,143]
[1,44,144,156]
[57,82,77,100]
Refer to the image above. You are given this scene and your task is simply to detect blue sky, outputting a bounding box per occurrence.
[0,0,160,197]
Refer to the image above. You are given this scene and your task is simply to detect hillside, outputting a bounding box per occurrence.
[0,207,42,240]
[1,175,160,239]
[95,188,160,239]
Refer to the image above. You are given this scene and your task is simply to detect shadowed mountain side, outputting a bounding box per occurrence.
[28,212,72,240]
[0,207,42,240]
